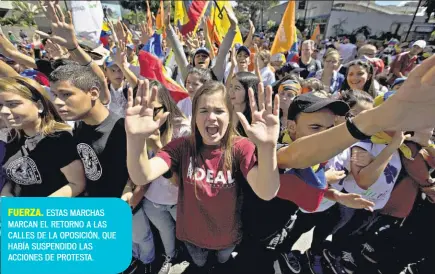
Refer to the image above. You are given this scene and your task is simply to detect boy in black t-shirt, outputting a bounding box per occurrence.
[49,64,129,198]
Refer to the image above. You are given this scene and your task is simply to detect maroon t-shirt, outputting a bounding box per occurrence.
[156,136,257,249]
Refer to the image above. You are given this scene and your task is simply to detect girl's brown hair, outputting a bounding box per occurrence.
[341,60,377,98]
[0,76,70,140]
[190,81,236,199]
[149,80,186,145]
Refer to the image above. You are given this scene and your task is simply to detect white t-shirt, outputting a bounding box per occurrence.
[107,83,128,118]
[145,118,191,205]
[301,149,351,213]
[177,97,192,121]
[343,142,402,210]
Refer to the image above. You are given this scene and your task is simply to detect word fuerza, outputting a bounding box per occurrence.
[7,208,105,217]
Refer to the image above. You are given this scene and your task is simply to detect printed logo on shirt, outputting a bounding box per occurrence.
[77,143,102,181]
[384,163,398,184]
[186,157,235,188]
[7,156,42,185]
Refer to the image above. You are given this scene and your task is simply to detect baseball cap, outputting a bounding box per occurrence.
[126,44,135,50]
[412,40,426,49]
[104,48,117,68]
[287,92,350,120]
[236,45,251,56]
[193,47,210,57]
[279,62,304,74]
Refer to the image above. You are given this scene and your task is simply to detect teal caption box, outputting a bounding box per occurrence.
[1,197,132,274]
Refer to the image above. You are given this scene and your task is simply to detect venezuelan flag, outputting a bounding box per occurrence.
[278,166,327,212]
[138,50,188,103]
[174,0,209,35]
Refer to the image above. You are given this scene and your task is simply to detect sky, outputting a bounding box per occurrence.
[375,1,413,6]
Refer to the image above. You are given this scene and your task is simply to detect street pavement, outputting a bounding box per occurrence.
[167,230,314,274]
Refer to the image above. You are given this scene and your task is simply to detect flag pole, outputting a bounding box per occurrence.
[405,0,422,41]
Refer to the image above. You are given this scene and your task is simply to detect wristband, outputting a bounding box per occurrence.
[67,45,78,52]
[346,117,371,140]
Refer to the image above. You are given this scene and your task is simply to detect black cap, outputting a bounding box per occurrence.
[279,62,305,74]
[236,45,251,56]
[287,92,350,120]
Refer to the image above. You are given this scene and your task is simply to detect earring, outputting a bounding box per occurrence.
[38,109,43,114]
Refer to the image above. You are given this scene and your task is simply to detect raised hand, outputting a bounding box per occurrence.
[336,192,375,211]
[237,83,280,146]
[249,19,255,32]
[110,40,127,67]
[114,20,127,43]
[224,5,238,28]
[35,1,77,50]
[45,39,68,60]
[139,21,152,45]
[325,168,346,183]
[125,80,169,137]
[379,55,435,131]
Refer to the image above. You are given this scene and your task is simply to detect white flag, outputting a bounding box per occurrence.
[69,1,104,49]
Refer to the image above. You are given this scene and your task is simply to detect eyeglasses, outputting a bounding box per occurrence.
[153,106,165,117]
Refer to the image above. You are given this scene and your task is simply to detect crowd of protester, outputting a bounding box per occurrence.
[1,2,435,274]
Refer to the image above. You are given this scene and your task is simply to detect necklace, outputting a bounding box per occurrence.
[24,133,43,151]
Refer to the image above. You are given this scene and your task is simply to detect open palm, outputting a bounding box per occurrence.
[381,54,435,131]
[237,83,280,146]
[125,80,169,137]
[36,1,77,50]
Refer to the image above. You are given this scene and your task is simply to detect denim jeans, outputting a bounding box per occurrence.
[132,200,155,264]
[143,198,177,258]
[184,242,235,267]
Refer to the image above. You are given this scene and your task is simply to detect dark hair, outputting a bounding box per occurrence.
[231,72,260,137]
[341,60,376,98]
[149,80,186,145]
[49,64,105,93]
[185,67,212,84]
[51,59,79,70]
[340,89,374,109]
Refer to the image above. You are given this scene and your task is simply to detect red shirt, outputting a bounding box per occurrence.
[388,52,417,84]
[156,137,257,249]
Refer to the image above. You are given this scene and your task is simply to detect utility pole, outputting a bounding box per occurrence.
[303,0,309,30]
[405,0,423,41]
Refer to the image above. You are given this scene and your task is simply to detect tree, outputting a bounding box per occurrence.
[423,0,435,23]
[120,0,174,16]
[235,0,279,29]
[11,1,43,26]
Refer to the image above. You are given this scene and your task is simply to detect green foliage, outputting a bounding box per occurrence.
[123,10,147,25]
[267,20,276,30]
[120,0,174,15]
[10,1,42,26]
[235,0,279,25]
